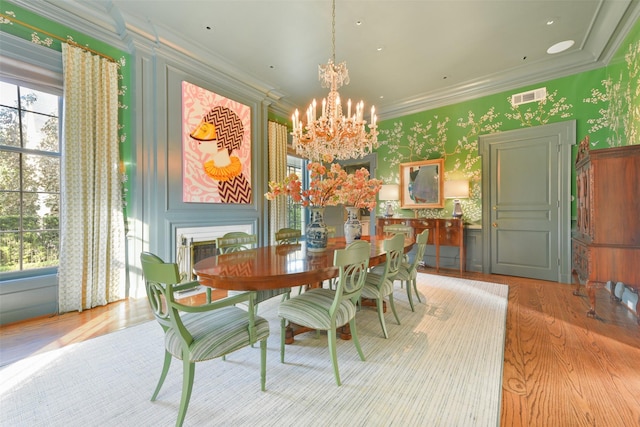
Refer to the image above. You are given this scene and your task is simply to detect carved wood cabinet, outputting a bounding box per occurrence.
[377,217,465,273]
[572,139,640,324]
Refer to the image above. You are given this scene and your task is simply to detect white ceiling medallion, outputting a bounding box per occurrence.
[547,40,575,54]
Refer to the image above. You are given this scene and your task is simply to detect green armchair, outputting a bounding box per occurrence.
[140,252,269,427]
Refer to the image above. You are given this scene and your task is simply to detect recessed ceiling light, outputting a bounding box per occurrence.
[547,40,574,54]
[377,47,383,52]
[205,25,212,30]
[379,95,384,99]
[356,20,362,26]
[546,16,560,26]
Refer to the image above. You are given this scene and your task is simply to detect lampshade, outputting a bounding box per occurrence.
[444,180,469,199]
[379,184,400,201]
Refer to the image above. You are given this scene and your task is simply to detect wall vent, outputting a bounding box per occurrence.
[511,87,547,106]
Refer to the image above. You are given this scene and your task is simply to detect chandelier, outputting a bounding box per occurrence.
[291,0,378,162]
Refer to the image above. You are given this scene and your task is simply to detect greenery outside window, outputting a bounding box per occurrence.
[0,80,61,274]
[286,155,303,231]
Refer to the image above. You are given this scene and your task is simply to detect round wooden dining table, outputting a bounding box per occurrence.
[193,235,414,343]
[193,235,414,291]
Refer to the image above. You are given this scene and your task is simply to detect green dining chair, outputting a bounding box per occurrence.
[371,229,429,312]
[278,240,371,386]
[217,231,290,310]
[140,252,269,427]
[360,233,405,338]
[275,227,302,244]
[394,229,429,311]
[383,223,413,238]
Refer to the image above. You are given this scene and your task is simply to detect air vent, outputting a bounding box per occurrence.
[511,87,547,106]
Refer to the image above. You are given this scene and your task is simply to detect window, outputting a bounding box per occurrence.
[286,155,303,230]
[0,80,61,273]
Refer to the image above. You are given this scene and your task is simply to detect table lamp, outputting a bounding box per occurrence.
[379,184,400,217]
[444,180,469,219]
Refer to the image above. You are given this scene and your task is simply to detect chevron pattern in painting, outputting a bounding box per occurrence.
[202,106,243,153]
[219,174,252,204]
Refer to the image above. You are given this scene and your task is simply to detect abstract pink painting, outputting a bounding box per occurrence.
[182,81,252,203]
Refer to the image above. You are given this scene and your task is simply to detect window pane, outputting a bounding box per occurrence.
[23,230,59,269]
[0,191,20,219]
[0,105,21,147]
[22,192,39,218]
[0,82,18,108]
[23,153,59,192]
[0,231,20,272]
[23,112,59,152]
[0,151,20,190]
[41,193,60,221]
[20,87,59,116]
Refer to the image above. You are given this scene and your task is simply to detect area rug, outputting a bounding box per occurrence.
[0,273,508,427]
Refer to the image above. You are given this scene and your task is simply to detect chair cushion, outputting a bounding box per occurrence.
[394,265,417,281]
[165,306,270,362]
[277,288,356,330]
[361,273,394,299]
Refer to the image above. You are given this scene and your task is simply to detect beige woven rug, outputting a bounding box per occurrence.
[0,273,508,427]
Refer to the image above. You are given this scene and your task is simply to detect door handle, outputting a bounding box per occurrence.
[492,222,498,228]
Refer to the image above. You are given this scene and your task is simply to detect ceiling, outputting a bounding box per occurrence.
[42,0,640,120]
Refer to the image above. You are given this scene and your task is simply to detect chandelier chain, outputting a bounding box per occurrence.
[290,0,378,162]
[331,0,336,63]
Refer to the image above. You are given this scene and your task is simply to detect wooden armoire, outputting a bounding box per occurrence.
[572,136,640,324]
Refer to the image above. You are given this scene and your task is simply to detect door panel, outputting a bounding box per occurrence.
[490,137,558,280]
[479,121,575,283]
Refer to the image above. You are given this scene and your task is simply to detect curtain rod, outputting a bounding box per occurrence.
[0,13,115,62]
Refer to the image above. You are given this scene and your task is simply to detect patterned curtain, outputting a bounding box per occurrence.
[268,121,288,244]
[58,44,126,313]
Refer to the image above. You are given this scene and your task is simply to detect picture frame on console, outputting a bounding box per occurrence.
[399,159,444,209]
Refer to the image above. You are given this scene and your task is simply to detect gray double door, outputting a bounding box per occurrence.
[478,121,575,283]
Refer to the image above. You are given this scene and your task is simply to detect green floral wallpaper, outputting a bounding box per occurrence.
[0,1,133,221]
[375,19,640,222]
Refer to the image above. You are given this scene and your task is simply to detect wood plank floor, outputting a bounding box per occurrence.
[1,269,639,426]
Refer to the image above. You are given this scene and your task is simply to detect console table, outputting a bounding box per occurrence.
[377,217,465,273]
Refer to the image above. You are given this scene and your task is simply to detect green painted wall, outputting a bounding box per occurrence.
[0,1,133,222]
[375,18,640,222]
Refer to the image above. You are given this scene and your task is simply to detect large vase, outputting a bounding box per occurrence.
[306,206,328,252]
[343,206,362,245]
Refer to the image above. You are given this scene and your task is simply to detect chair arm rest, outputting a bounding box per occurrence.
[172,281,202,293]
[172,291,256,313]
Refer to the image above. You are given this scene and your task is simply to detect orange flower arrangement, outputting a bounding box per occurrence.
[265,162,382,210]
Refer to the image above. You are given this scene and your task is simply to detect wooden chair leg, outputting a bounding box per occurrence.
[176,360,195,427]
[389,294,401,325]
[280,318,287,363]
[377,297,389,339]
[405,279,415,312]
[412,278,421,303]
[328,326,341,386]
[349,318,366,362]
[260,338,267,391]
[151,350,172,401]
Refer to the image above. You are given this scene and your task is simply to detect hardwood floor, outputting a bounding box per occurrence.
[1,269,639,426]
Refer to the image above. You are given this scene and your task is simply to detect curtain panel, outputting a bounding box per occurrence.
[58,44,126,313]
[267,121,288,244]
